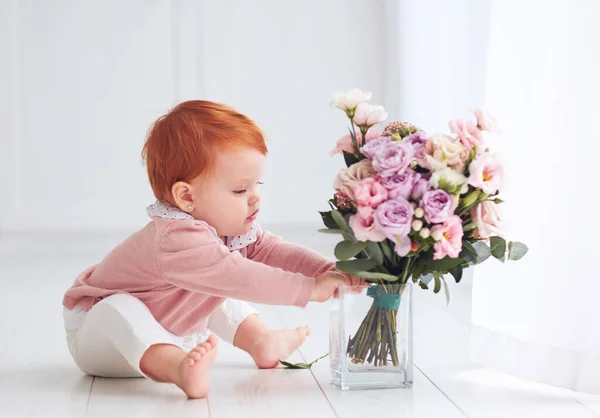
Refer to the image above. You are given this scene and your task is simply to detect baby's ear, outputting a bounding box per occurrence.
[171,181,194,212]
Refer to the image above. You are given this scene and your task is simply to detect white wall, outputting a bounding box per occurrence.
[0,0,385,232]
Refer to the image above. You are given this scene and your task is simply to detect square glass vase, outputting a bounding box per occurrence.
[329,282,413,390]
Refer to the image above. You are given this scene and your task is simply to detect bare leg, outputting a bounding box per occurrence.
[139,334,218,398]
[233,314,310,369]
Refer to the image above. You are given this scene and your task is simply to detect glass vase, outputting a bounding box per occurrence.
[329,282,413,390]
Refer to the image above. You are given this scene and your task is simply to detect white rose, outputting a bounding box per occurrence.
[331,89,372,113]
[421,133,467,172]
[333,159,376,201]
[353,103,388,127]
[429,167,467,190]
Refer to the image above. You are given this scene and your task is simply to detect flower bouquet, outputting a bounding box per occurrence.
[322,89,528,389]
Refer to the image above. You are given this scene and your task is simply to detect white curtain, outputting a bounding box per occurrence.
[469,0,600,393]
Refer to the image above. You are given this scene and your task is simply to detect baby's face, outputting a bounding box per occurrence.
[190,147,265,237]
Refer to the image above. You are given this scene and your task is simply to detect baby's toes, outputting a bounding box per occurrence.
[194,346,207,356]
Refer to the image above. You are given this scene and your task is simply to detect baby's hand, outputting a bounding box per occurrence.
[311,271,351,302]
[336,271,368,294]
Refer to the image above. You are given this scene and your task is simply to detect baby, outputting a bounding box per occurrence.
[62,100,358,399]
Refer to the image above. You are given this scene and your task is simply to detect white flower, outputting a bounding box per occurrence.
[353,103,388,128]
[331,89,372,113]
[421,133,467,172]
[419,228,431,239]
[430,167,468,193]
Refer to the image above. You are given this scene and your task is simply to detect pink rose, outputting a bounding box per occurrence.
[410,173,433,201]
[333,159,376,200]
[329,129,381,156]
[353,103,388,128]
[420,189,457,224]
[372,141,414,177]
[449,119,483,151]
[360,135,391,159]
[471,201,502,240]
[467,153,504,195]
[352,177,388,209]
[382,169,417,200]
[374,198,414,251]
[349,211,386,242]
[472,107,500,133]
[431,215,464,260]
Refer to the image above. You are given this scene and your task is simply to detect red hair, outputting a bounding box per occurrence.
[142,100,268,204]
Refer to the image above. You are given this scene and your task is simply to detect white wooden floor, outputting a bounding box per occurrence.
[1,226,600,418]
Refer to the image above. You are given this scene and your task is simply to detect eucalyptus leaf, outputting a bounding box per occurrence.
[380,240,394,260]
[331,210,348,231]
[460,241,478,264]
[336,258,377,273]
[280,353,329,369]
[334,240,368,261]
[433,275,442,294]
[441,276,450,305]
[366,242,384,265]
[419,273,434,285]
[318,228,346,235]
[353,271,399,281]
[508,241,529,261]
[472,241,491,264]
[490,236,507,262]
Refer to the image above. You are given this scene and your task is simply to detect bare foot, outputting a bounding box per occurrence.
[176,334,218,398]
[250,326,310,369]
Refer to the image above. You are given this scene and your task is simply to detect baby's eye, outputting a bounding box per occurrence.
[233,189,247,195]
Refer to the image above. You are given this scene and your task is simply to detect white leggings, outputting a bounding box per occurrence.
[65,294,257,378]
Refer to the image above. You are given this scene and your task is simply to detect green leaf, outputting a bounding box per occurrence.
[425,256,463,273]
[380,240,394,260]
[331,210,348,231]
[460,241,478,264]
[353,271,399,281]
[419,281,429,290]
[279,353,329,369]
[319,211,337,229]
[318,228,346,235]
[343,150,360,167]
[336,258,377,273]
[433,275,442,294]
[508,241,529,261]
[419,273,434,285]
[492,198,504,204]
[449,265,463,283]
[472,241,491,264]
[366,242,384,265]
[441,276,450,305]
[334,240,368,261]
[490,236,507,262]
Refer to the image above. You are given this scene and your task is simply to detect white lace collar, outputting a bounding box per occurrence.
[146,200,258,251]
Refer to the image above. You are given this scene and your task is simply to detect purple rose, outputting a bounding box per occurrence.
[360,136,391,159]
[404,130,428,159]
[372,141,414,177]
[382,169,417,200]
[374,198,414,241]
[420,190,457,224]
[410,173,433,201]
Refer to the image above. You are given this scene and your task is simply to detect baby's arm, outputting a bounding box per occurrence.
[158,221,318,307]
[245,226,336,278]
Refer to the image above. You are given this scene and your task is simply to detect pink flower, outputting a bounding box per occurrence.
[411,173,433,201]
[420,189,457,224]
[431,215,464,260]
[449,119,483,151]
[349,210,386,242]
[471,201,503,240]
[382,169,417,200]
[333,159,376,201]
[360,136,391,159]
[374,198,414,244]
[352,177,388,209]
[372,141,414,177]
[472,107,500,133]
[420,134,467,172]
[329,129,381,156]
[353,103,388,128]
[467,153,504,195]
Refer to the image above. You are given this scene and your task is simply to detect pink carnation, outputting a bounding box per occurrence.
[449,119,483,151]
[329,129,381,156]
[352,177,388,209]
[431,215,464,260]
[472,107,500,133]
[349,210,386,242]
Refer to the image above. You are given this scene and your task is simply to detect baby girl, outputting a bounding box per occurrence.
[62,100,359,398]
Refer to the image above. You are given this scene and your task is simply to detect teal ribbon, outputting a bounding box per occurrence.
[367,287,401,311]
